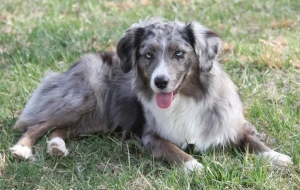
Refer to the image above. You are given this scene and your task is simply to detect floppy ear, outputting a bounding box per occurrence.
[116,27,145,73]
[184,22,222,72]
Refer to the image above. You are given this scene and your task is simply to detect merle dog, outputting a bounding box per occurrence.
[11,18,292,173]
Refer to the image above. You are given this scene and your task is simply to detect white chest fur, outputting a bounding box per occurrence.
[142,94,239,151]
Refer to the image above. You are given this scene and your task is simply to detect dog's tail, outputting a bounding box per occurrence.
[13,119,29,132]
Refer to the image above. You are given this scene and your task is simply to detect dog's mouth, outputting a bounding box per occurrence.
[155,74,187,109]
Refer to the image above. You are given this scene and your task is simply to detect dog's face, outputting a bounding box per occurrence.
[137,24,197,93]
[117,19,221,108]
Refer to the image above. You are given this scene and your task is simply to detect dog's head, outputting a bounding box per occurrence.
[117,18,222,109]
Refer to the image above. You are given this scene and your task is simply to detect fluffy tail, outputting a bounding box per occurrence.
[13,119,29,132]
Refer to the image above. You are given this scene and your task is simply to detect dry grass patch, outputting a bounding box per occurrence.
[259,36,299,69]
[125,170,155,190]
[0,153,6,177]
[271,19,296,29]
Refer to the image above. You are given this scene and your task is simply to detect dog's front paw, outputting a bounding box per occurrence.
[259,151,293,167]
[47,137,69,156]
[10,144,33,159]
[184,159,204,174]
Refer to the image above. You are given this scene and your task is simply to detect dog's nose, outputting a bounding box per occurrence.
[154,76,169,89]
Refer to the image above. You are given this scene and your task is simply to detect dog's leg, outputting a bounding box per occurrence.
[143,133,203,174]
[10,122,53,159]
[239,122,293,167]
[47,128,71,157]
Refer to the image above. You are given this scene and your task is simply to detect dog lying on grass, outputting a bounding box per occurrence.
[10,18,292,173]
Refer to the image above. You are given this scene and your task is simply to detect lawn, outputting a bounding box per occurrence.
[0,0,299,189]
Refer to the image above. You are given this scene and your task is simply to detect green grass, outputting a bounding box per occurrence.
[1,0,300,189]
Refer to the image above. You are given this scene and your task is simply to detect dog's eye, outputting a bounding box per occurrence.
[175,51,184,58]
[144,53,153,60]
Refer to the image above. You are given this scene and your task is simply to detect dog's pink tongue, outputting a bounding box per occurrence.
[155,92,173,109]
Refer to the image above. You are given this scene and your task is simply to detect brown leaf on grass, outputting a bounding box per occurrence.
[222,42,235,52]
[124,1,136,9]
[0,15,7,23]
[14,109,22,117]
[140,0,152,6]
[291,59,300,69]
[0,11,14,24]
[219,42,235,62]
[218,23,226,30]
[271,19,295,29]
[0,45,8,54]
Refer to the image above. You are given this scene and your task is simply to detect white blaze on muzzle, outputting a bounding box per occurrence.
[151,59,170,91]
[151,59,174,109]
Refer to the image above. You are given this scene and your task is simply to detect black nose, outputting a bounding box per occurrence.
[154,76,169,89]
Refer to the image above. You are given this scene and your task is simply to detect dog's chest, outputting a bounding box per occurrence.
[143,95,235,151]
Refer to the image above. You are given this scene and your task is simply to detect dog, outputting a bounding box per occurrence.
[10,18,292,173]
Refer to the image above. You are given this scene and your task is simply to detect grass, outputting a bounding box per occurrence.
[0,0,299,189]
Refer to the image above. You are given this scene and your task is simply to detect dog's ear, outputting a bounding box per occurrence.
[117,27,145,73]
[184,22,222,72]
